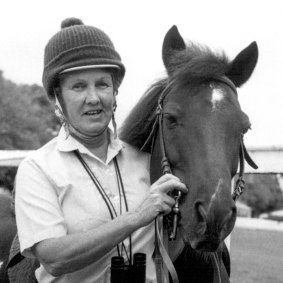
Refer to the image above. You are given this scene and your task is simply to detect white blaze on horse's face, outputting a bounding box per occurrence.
[210,84,225,111]
[208,178,223,213]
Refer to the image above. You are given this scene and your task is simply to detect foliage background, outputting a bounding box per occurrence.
[240,174,283,216]
[0,71,59,150]
[0,71,59,194]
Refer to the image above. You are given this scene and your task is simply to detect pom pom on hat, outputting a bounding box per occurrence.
[42,18,125,99]
[61,17,84,29]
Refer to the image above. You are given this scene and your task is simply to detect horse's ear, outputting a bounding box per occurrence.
[162,25,186,69]
[226,41,258,87]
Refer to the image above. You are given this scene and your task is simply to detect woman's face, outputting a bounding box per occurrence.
[60,68,115,136]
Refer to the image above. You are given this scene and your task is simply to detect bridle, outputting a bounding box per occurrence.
[141,76,258,241]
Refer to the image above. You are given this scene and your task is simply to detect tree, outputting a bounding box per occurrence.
[0,71,59,149]
[238,174,283,217]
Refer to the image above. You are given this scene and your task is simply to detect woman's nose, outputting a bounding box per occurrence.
[85,86,99,104]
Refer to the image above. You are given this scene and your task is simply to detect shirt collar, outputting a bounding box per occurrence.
[56,127,124,164]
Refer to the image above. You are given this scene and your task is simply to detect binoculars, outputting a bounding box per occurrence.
[111,253,146,283]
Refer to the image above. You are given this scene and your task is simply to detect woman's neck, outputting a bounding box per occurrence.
[71,130,109,163]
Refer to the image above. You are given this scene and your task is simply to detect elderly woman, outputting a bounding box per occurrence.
[15,18,187,283]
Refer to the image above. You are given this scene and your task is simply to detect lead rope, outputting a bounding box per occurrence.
[154,216,179,283]
[212,253,221,283]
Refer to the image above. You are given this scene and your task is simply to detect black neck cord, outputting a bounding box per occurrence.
[113,158,132,264]
[74,150,116,218]
[74,150,132,263]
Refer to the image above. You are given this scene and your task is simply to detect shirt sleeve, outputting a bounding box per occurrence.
[15,157,66,258]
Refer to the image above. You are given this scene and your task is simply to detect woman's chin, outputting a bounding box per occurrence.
[81,117,111,135]
[68,122,109,140]
[82,126,108,137]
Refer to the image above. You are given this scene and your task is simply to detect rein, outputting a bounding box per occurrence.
[141,76,258,283]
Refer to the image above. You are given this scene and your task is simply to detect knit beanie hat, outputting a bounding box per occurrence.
[42,17,125,99]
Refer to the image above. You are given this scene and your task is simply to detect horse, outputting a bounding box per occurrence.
[119,25,258,282]
[0,193,17,283]
[0,194,16,262]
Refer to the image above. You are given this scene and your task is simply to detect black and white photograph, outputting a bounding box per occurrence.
[0,1,282,282]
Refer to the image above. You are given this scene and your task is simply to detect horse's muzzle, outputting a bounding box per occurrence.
[186,199,236,252]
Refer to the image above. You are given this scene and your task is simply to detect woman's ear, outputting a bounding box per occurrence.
[53,87,61,98]
[54,87,65,108]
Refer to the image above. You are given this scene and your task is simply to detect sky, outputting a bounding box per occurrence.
[0,0,282,148]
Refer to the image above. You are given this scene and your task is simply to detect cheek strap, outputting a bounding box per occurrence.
[54,94,70,139]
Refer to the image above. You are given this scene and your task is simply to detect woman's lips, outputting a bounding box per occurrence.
[84,110,102,116]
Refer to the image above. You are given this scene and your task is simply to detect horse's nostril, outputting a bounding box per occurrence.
[195,202,207,223]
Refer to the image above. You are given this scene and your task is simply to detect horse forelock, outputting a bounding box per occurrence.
[168,42,230,88]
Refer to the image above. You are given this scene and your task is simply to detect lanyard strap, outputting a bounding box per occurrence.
[74,150,132,262]
[74,150,117,218]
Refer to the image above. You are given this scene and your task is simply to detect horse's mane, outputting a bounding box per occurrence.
[119,78,167,151]
[119,42,230,151]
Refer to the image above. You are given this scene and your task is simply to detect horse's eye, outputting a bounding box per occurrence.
[165,115,178,128]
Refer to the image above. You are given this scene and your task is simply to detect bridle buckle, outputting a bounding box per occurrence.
[168,190,182,241]
[232,176,246,201]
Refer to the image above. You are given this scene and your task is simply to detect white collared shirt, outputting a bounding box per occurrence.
[15,128,157,283]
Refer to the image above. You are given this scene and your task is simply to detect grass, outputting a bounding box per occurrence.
[230,226,283,283]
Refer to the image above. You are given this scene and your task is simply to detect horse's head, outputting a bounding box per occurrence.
[150,26,258,252]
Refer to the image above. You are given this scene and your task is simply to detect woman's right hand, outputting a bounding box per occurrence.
[134,174,188,227]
